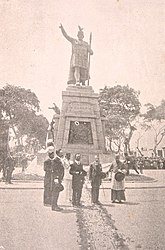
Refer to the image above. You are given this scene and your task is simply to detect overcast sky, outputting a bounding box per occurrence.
[0,0,164,121]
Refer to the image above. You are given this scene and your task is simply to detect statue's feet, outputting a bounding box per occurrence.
[76,82,80,86]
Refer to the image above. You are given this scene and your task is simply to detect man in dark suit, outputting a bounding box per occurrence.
[5,152,15,184]
[70,153,87,207]
[89,155,104,205]
[124,152,139,175]
[43,147,54,206]
[51,149,64,211]
[43,147,64,211]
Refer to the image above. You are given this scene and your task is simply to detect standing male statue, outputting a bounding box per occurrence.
[59,24,93,86]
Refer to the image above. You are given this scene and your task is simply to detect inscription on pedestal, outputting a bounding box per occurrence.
[67,102,94,115]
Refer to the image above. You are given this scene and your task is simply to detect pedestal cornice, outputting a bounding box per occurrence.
[62,85,98,98]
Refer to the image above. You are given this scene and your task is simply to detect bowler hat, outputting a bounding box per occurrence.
[56,183,64,192]
[115,171,125,182]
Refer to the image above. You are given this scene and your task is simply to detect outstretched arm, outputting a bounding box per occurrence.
[59,24,74,43]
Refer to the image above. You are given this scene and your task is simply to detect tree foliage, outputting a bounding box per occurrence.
[99,85,141,153]
[27,114,49,146]
[143,100,165,121]
[0,84,48,148]
[142,100,165,156]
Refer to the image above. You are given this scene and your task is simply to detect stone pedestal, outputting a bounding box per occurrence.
[53,85,107,164]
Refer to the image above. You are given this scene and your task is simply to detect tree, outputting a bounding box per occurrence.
[27,114,49,147]
[134,126,148,156]
[0,84,48,148]
[142,100,165,156]
[99,85,141,153]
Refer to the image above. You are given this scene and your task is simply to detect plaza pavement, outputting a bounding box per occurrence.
[98,170,165,250]
[0,169,165,249]
[0,180,79,250]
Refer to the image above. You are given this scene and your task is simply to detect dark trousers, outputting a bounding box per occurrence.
[51,184,60,209]
[91,185,100,203]
[44,184,51,205]
[6,170,13,183]
[72,186,82,205]
[2,167,6,181]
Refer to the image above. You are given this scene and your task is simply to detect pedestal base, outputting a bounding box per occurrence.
[53,85,107,164]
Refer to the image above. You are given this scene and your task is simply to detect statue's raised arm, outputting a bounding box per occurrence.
[59,24,73,43]
[59,24,93,86]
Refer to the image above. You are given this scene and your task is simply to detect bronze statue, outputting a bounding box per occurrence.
[59,24,93,86]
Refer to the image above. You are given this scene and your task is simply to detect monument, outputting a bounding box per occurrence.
[53,25,108,164]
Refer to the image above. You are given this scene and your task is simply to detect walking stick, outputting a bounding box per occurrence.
[87,32,92,86]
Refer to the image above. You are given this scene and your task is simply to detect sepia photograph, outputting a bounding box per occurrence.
[0,0,165,249]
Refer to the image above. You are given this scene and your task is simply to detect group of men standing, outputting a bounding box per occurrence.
[43,149,108,211]
[43,148,88,211]
[43,149,128,211]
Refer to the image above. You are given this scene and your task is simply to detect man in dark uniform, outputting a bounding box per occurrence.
[89,155,105,205]
[43,147,54,206]
[21,154,28,173]
[51,149,64,211]
[70,153,87,207]
[0,151,6,181]
[137,156,144,174]
[124,152,139,175]
[5,152,15,184]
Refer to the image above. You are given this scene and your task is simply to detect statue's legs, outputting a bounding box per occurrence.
[74,67,80,86]
[80,68,88,86]
[74,67,87,86]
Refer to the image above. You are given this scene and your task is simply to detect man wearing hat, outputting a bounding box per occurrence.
[5,152,15,184]
[46,139,54,148]
[70,153,87,207]
[89,155,105,205]
[59,24,93,86]
[51,149,64,211]
[43,147,64,211]
[43,146,55,206]
[108,155,127,203]
[124,152,139,175]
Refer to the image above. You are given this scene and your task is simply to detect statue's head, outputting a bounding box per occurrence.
[77,26,84,41]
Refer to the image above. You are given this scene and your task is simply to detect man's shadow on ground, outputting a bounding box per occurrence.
[61,204,101,211]
[60,204,77,213]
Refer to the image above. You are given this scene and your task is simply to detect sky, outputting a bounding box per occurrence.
[0,0,165,122]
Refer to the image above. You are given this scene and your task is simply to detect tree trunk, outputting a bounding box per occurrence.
[126,125,136,154]
[153,146,157,157]
[136,146,143,156]
[10,124,21,145]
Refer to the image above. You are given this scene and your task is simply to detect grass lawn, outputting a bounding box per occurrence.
[125,173,155,183]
